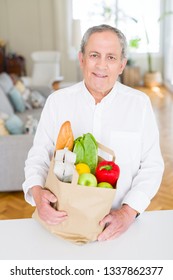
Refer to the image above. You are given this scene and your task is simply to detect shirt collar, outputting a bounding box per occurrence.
[81,80,119,107]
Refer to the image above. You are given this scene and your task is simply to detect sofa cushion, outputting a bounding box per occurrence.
[0,87,14,116]
[8,86,25,113]
[0,72,13,93]
[5,114,24,134]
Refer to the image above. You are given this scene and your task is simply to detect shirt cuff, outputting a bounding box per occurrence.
[122,189,151,214]
[22,177,45,206]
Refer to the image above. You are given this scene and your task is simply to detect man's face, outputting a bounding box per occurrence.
[78,31,127,96]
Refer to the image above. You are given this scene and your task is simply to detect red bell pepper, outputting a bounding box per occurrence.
[95,160,120,187]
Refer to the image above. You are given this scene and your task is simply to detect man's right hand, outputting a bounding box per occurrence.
[31,186,68,225]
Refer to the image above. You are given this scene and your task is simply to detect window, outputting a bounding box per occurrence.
[163,0,173,89]
[72,0,161,55]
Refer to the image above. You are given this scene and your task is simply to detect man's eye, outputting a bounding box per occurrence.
[90,53,98,58]
[108,56,116,60]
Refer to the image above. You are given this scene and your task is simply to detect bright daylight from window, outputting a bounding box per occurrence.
[72,0,161,54]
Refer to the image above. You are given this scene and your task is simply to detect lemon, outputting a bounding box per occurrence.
[75,163,91,175]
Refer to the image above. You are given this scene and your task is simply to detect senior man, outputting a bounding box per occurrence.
[23,24,164,241]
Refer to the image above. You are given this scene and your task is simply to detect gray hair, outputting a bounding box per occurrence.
[80,24,127,59]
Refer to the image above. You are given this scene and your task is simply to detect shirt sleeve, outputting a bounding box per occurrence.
[122,98,164,213]
[22,95,55,206]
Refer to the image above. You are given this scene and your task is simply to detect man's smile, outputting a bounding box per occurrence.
[92,72,108,78]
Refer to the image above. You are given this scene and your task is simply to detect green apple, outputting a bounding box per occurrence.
[97,182,113,189]
[78,173,97,187]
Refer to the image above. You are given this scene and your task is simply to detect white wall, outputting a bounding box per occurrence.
[0,0,76,82]
[0,0,54,74]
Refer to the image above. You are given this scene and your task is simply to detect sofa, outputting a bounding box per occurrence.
[0,72,50,192]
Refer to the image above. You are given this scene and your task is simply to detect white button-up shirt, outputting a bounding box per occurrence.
[23,81,164,213]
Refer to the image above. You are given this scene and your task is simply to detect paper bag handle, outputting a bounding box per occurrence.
[97,142,115,162]
[71,169,79,185]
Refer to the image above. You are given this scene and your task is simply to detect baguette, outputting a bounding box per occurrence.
[55,121,74,151]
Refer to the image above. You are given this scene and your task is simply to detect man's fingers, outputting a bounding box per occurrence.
[43,190,57,203]
[98,223,115,241]
[48,193,57,203]
[45,214,67,225]
[38,204,68,224]
[99,214,112,227]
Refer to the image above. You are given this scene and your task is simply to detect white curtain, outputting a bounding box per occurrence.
[53,0,78,82]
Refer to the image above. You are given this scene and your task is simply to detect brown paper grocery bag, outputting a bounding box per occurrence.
[33,143,116,244]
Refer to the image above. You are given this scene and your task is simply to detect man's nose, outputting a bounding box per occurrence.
[96,57,108,69]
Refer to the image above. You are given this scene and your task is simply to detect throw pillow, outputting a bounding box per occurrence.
[15,80,32,109]
[15,80,26,93]
[0,87,14,116]
[0,119,9,136]
[0,72,13,94]
[30,90,45,108]
[24,115,38,135]
[5,114,24,135]
[8,86,25,113]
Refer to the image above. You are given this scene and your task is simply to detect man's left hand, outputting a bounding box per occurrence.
[97,204,138,241]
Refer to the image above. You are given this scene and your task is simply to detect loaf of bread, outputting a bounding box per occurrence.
[55,121,74,151]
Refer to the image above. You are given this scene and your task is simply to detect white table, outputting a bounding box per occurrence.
[0,210,173,260]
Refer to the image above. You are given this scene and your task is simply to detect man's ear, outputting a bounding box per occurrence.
[119,58,127,75]
[78,52,84,69]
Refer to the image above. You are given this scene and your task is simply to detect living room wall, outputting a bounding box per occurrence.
[0,0,76,83]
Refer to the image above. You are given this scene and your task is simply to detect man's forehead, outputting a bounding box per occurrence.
[87,32,120,46]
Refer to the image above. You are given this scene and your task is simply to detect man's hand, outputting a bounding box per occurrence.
[97,204,138,241]
[32,186,67,225]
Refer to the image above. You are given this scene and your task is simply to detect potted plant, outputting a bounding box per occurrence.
[121,37,141,87]
[127,37,141,66]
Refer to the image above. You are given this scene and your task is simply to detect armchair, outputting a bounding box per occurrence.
[22,51,63,95]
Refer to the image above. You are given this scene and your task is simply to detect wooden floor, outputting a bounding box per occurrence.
[0,86,173,219]
[136,86,173,211]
